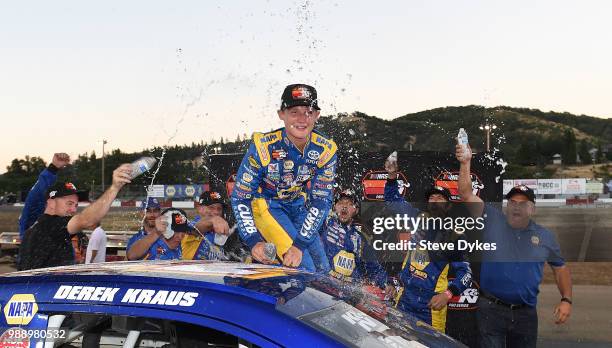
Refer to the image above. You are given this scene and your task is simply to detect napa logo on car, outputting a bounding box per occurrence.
[3,294,38,325]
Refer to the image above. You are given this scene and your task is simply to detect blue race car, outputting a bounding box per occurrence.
[0,261,464,347]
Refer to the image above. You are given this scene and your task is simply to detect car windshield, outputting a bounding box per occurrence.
[268,274,462,348]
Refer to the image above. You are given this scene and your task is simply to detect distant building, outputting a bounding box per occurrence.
[552,154,562,165]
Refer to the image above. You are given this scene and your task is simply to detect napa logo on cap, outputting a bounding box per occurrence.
[3,294,38,325]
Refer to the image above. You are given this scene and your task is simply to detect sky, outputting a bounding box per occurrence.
[1,1,611,172]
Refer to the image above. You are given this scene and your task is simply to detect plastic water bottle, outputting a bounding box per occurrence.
[387,151,398,164]
[457,128,470,157]
[214,226,236,246]
[130,157,157,179]
[264,242,277,261]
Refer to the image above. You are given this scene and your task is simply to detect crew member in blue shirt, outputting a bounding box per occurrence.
[455,143,572,348]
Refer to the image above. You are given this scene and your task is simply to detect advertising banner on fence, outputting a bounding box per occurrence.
[562,178,586,194]
[585,181,604,194]
[537,179,563,195]
[513,179,538,193]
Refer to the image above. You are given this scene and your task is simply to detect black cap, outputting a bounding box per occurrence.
[280,84,320,110]
[335,189,358,205]
[425,185,451,202]
[46,182,89,202]
[198,191,226,207]
[506,185,536,203]
[161,208,191,233]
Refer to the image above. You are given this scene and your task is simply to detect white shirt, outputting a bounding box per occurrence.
[85,226,107,264]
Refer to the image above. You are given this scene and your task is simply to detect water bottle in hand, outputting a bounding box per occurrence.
[457,128,470,158]
[130,157,157,179]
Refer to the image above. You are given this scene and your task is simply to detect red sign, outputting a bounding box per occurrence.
[361,170,409,201]
[434,171,483,202]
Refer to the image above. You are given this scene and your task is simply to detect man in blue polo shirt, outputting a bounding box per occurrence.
[455,143,572,348]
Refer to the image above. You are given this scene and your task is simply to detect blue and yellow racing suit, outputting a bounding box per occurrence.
[231,128,337,272]
[321,216,388,288]
[126,229,182,261]
[385,178,472,333]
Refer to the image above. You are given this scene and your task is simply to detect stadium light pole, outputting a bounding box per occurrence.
[479,123,497,152]
[101,139,107,192]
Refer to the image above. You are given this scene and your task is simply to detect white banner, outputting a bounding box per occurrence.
[537,179,563,194]
[585,182,603,194]
[513,179,538,193]
[503,180,514,195]
[562,178,586,194]
[147,185,166,198]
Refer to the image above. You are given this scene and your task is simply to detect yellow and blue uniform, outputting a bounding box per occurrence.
[385,178,472,333]
[321,216,388,288]
[231,128,337,272]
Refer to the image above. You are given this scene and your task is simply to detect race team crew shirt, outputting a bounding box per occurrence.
[18,164,59,238]
[182,233,224,261]
[126,228,182,261]
[19,214,75,270]
[231,128,337,255]
[479,204,565,307]
[384,179,472,332]
[321,216,388,288]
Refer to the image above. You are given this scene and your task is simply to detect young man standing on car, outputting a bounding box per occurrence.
[231,84,336,272]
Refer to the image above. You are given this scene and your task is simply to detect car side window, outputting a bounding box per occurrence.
[47,313,260,348]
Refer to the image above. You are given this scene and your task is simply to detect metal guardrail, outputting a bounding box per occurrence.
[0,231,137,249]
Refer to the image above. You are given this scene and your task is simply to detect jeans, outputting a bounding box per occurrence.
[476,297,538,348]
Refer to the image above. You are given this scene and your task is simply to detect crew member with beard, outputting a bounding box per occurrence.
[320,190,393,293]
[127,197,230,260]
[384,157,472,334]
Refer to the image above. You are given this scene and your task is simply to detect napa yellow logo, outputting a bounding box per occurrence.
[4,294,38,325]
[333,251,356,277]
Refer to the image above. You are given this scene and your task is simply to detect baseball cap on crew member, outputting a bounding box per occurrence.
[141,197,161,210]
[46,182,89,201]
[280,84,320,110]
[161,208,191,234]
[425,185,451,202]
[336,189,358,205]
[198,191,226,207]
[506,185,536,203]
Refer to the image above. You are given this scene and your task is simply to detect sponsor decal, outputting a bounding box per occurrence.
[53,285,198,307]
[296,174,311,182]
[435,171,483,201]
[307,150,320,160]
[317,151,333,167]
[184,185,196,197]
[248,156,261,169]
[301,207,320,237]
[323,168,333,176]
[237,204,257,234]
[272,149,287,160]
[448,280,480,310]
[3,294,38,325]
[531,236,540,246]
[312,189,330,197]
[242,173,253,183]
[282,173,294,184]
[291,86,312,99]
[236,183,252,192]
[165,186,177,197]
[298,165,310,175]
[362,170,408,201]
[333,250,356,276]
[267,163,280,173]
[283,160,294,171]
